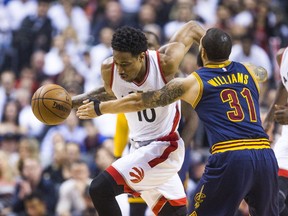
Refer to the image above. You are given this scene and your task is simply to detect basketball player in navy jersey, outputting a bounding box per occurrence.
[73,21,205,216]
[77,27,279,216]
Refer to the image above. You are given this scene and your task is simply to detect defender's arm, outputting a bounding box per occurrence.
[76,75,199,119]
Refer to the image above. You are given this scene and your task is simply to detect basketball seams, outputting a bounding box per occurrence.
[31,98,72,106]
[42,101,66,120]
[42,88,72,106]
[38,86,48,124]
[41,88,70,122]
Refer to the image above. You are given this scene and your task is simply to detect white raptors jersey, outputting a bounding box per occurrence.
[274,47,288,171]
[279,47,288,140]
[280,47,288,92]
[111,50,180,141]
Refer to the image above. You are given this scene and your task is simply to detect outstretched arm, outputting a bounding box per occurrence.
[76,75,199,119]
[72,87,116,109]
[76,78,187,119]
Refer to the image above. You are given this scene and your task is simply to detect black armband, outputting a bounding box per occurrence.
[89,98,103,116]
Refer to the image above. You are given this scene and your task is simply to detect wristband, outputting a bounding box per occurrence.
[89,98,102,116]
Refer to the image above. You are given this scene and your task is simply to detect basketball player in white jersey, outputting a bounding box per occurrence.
[264,47,288,216]
[72,21,205,216]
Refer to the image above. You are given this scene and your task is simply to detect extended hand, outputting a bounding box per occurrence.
[76,99,98,119]
[274,104,288,125]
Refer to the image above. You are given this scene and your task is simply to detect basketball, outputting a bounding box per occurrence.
[31,84,72,125]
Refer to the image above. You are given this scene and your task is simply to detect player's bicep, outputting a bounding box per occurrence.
[180,74,200,108]
[159,43,187,76]
[101,59,116,98]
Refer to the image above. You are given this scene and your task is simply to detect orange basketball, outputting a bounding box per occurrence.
[31,84,72,125]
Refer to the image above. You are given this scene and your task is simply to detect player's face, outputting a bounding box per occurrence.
[113,50,145,82]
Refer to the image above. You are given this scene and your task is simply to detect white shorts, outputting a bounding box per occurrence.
[106,132,186,215]
[274,125,288,172]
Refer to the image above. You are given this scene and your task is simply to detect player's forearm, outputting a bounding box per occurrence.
[272,82,287,106]
[266,82,287,120]
[72,87,116,109]
[100,93,145,114]
[100,78,185,114]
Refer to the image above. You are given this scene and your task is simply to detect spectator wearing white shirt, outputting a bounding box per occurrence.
[16,88,45,138]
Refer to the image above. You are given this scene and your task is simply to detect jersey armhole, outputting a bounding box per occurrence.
[110,63,115,89]
[191,72,203,109]
[156,51,167,84]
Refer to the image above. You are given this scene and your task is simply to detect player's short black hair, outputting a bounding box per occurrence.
[202,28,232,61]
[111,26,148,56]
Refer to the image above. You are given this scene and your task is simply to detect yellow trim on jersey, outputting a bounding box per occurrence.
[128,197,146,203]
[192,72,203,109]
[244,65,260,94]
[114,113,129,158]
[205,60,231,68]
[211,138,270,154]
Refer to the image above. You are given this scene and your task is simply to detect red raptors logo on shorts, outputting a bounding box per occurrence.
[129,167,144,183]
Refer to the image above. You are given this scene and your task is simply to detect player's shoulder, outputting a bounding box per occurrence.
[242,62,267,82]
[101,57,113,73]
[102,56,113,70]
[276,47,288,65]
[101,57,114,82]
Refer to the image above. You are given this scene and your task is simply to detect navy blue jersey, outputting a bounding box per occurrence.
[193,61,269,153]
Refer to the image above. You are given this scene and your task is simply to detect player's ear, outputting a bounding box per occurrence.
[139,52,145,62]
[201,48,207,60]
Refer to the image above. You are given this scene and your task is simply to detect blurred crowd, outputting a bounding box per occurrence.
[0,0,288,215]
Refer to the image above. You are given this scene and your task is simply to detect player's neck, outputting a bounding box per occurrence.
[134,57,147,83]
[204,59,230,67]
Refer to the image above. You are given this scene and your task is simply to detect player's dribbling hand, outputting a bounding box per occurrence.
[274,104,288,125]
[76,99,97,119]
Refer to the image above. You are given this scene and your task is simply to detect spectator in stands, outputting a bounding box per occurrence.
[91,1,127,45]
[56,160,92,216]
[12,0,53,74]
[229,31,272,106]
[6,0,37,31]
[23,192,48,216]
[48,0,90,45]
[0,99,27,138]
[0,70,17,119]
[40,110,87,167]
[12,157,58,215]
[16,88,45,138]
[0,150,17,215]
[42,142,71,187]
